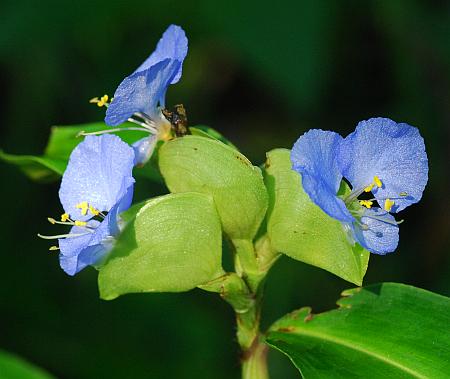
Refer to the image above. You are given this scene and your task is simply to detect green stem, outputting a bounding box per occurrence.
[236,282,270,379]
[241,336,269,379]
[232,237,276,379]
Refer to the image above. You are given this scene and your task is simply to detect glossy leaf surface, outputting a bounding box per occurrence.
[266,283,450,378]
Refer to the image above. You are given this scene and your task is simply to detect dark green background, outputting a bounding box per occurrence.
[1,1,449,378]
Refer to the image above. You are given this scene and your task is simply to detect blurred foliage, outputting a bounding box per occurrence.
[0,0,449,378]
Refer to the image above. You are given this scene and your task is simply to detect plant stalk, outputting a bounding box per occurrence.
[241,336,269,379]
[232,237,274,379]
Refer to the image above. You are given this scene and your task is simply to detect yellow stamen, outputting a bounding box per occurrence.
[49,246,59,251]
[76,201,89,216]
[359,200,373,209]
[374,175,383,188]
[61,213,70,222]
[384,198,395,212]
[90,94,109,107]
[364,183,374,193]
[74,221,87,226]
[89,205,100,216]
[97,94,109,107]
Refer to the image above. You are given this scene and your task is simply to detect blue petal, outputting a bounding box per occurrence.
[58,185,133,276]
[132,135,158,166]
[105,185,134,236]
[58,220,110,275]
[105,59,181,126]
[338,118,428,212]
[135,24,188,84]
[59,135,135,221]
[350,208,399,255]
[291,129,353,223]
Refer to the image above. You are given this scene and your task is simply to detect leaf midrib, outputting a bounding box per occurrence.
[274,327,427,379]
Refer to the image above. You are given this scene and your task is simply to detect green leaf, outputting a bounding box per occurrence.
[0,350,55,379]
[159,135,268,240]
[0,122,162,182]
[189,125,239,150]
[0,150,65,182]
[266,283,450,378]
[264,149,369,285]
[98,192,223,300]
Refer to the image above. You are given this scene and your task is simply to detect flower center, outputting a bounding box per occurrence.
[340,176,408,231]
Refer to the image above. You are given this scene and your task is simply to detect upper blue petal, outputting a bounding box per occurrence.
[135,24,188,84]
[105,59,181,126]
[350,207,399,255]
[59,134,135,221]
[291,129,354,223]
[132,135,158,166]
[338,117,428,212]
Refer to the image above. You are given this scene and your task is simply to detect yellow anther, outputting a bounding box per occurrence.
[90,95,109,107]
[97,94,109,107]
[74,221,87,226]
[364,183,374,193]
[76,201,89,216]
[61,213,70,222]
[89,205,100,216]
[47,217,56,224]
[374,175,383,188]
[364,176,383,192]
[384,198,395,212]
[49,246,59,251]
[359,200,373,209]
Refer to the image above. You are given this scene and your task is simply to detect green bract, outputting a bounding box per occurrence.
[98,192,223,300]
[263,149,369,285]
[159,136,268,240]
[266,283,450,378]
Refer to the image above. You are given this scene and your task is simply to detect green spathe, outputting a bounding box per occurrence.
[98,192,223,300]
[159,135,268,240]
[264,148,369,285]
[266,283,450,378]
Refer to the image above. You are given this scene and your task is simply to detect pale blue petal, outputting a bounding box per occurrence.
[291,129,353,223]
[58,220,108,275]
[59,185,133,276]
[351,208,399,255]
[135,24,188,84]
[338,118,428,212]
[132,135,158,166]
[59,135,135,221]
[105,59,181,126]
[105,186,134,236]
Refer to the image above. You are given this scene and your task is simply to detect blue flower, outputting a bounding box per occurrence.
[40,134,135,275]
[104,24,188,165]
[291,117,428,255]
